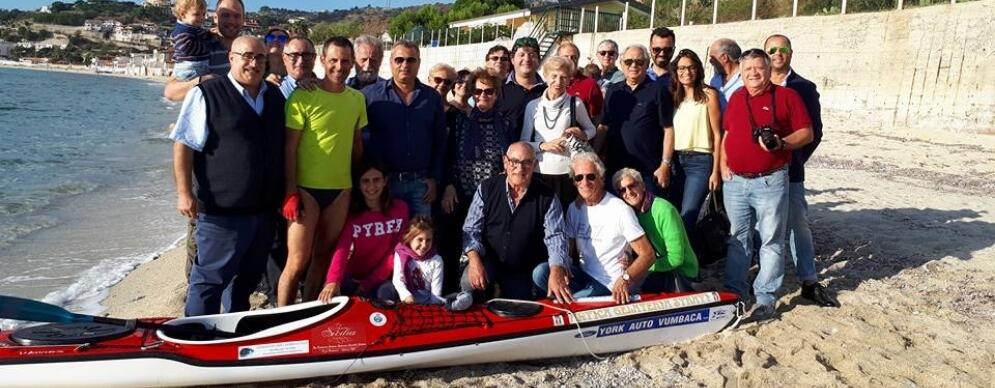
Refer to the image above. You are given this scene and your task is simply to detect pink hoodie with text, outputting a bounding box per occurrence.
[325,199,409,292]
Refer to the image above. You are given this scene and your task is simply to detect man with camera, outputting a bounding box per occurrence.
[719,49,813,321]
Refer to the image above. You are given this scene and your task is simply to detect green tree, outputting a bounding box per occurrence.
[311,21,363,43]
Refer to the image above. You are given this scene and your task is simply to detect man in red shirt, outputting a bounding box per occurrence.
[556,41,604,122]
[719,48,813,321]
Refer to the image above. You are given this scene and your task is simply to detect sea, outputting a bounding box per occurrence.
[0,67,184,319]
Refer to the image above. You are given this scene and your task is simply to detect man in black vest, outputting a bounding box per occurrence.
[169,36,285,316]
[460,142,571,300]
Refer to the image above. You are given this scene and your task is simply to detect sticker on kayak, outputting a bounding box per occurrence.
[592,309,710,338]
[238,340,309,360]
[573,292,720,323]
[369,312,388,327]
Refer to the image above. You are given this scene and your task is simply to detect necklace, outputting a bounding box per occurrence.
[540,96,567,131]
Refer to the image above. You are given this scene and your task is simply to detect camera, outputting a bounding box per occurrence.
[752,126,781,150]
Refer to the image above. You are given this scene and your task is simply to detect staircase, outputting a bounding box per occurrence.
[528,6,582,61]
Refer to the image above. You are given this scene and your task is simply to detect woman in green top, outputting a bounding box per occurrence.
[612,168,699,292]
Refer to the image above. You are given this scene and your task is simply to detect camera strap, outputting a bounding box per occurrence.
[744,86,777,129]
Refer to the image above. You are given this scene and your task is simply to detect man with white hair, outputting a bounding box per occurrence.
[596,44,674,196]
[347,34,385,90]
[425,63,457,98]
[533,152,655,305]
[708,38,743,111]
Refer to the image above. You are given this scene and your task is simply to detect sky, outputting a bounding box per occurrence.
[1,0,452,12]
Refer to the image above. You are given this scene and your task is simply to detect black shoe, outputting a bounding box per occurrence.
[801,283,840,307]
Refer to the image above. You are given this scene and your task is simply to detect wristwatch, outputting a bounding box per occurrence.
[621,272,631,283]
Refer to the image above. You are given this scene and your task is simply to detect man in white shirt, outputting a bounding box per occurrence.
[533,152,656,305]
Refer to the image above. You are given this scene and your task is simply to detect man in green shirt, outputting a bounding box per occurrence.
[612,168,699,292]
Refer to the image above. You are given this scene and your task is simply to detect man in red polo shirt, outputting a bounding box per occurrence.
[556,41,604,122]
[719,48,813,321]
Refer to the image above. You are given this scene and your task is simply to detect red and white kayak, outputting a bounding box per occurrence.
[0,292,741,387]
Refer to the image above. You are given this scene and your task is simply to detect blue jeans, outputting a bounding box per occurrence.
[722,169,789,306]
[532,263,612,298]
[788,181,817,283]
[390,176,431,218]
[670,152,714,234]
[186,213,275,316]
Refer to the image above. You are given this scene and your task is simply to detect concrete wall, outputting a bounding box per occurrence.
[407,1,995,132]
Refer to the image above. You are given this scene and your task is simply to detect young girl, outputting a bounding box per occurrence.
[379,217,472,310]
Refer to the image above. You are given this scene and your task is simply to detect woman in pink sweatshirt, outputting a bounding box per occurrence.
[318,162,409,302]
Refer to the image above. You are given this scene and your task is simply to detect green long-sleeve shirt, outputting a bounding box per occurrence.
[637,197,699,279]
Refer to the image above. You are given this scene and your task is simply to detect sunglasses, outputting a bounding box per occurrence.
[622,59,647,68]
[767,47,792,55]
[473,88,496,96]
[618,182,641,194]
[598,50,617,57]
[433,77,454,86]
[232,51,266,62]
[488,55,510,62]
[264,34,288,45]
[651,47,674,55]
[284,52,316,61]
[392,56,418,65]
[572,173,598,183]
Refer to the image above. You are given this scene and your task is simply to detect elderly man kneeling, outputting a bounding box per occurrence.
[534,153,656,305]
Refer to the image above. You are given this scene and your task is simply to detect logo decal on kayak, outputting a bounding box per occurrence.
[573,292,720,323]
[237,340,310,360]
[552,315,565,326]
[593,309,710,338]
[574,329,597,338]
[369,312,387,327]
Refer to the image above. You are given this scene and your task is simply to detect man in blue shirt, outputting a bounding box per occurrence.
[707,38,744,111]
[647,27,676,86]
[362,40,447,217]
[597,44,675,197]
[269,36,316,99]
[163,0,244,102]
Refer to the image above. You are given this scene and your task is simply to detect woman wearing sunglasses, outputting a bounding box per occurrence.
[667,49,722,235]
[263,27,289,79]
[520,56,596,208]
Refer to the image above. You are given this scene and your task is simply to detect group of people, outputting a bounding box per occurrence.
[167,0,838,322]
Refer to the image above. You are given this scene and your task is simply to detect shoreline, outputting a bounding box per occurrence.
[0,61,167,83]
[96,125,995,386]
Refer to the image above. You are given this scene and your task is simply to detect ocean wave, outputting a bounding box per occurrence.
[0,217,59,248]
[0,274,67,285]
[48,182,98,196]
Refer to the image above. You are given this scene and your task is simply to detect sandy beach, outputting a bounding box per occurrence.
[0,62,167,82]
[101,124,995,387]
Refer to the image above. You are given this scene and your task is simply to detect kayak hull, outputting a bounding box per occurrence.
[0,292,741,387]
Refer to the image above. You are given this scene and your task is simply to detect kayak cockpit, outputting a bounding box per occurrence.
[157,297,349,345]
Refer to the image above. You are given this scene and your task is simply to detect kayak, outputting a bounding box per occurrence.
[0,292,741,387]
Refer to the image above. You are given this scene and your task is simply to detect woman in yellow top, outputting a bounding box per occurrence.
[667,49,722,233]
[278,37,368,306]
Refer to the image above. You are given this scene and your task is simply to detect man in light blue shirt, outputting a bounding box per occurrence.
[270,37,317,98]
[170,37,286,317]
[707,38,744,111]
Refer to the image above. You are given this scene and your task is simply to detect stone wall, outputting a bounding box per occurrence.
[406,1,994,132]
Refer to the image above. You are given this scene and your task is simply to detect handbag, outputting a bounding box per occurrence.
[692,190,730,266]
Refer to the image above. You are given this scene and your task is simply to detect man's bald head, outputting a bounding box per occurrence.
[506,141,536,159]
[229,36,266,87]
[231,36,263,53]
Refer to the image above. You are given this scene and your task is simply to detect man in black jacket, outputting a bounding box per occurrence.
[764,34,838,307]
[170,36,285,316]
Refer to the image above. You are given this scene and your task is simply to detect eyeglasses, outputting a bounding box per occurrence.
[473,87,496,96]
[676,65,696,73]
[392,56,418,65]
[598,50,617,57]
[432,76,454,86]
[505,157,535,168]
[284,52,316,62]
[618,182,641,194]
[264,34,288,45]
[572,173,598,183]
[622,59,647,68]
[231,51,266,62]
[767,47,792,55]
[488,55,510,62]
[651,47,674,55]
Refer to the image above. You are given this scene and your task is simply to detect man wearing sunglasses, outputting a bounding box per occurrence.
[499,37,547,139]
[763,34,835,308]
[719,48,813,321]
[647,27,676,84]
[164,0,245,102]
[461,142,569,301]
[484,45,511,79]
[362,40,446,218]
[426,63,457,98]
[170,36,286,316]
[534,152,655,305]
[707,38,744,111]
[596,39,625,91]
[597,44,675,198]
[347,35,385,91]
